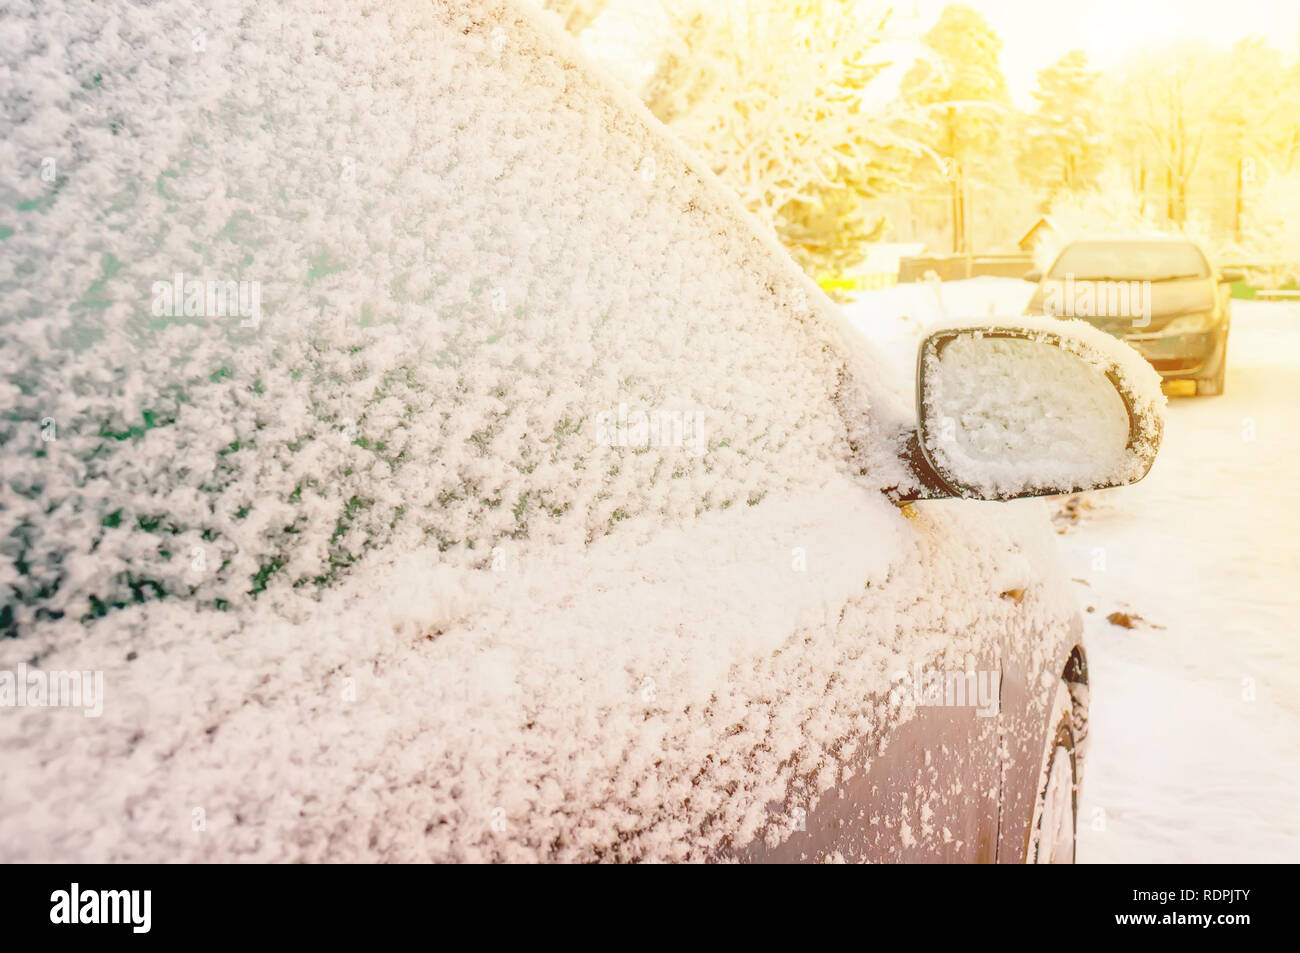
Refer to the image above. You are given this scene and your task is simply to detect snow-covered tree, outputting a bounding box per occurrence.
[640,0,926,282]
[1037,167,1228,271]
[1207,38,1300,239]
[1035,169,1152,268]
[1018,51,1104,198]
[1236,170,1300,286]
[1121,45,1233,226]
[899,4,1009,254]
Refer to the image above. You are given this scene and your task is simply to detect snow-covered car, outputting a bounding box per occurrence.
[1025,238,1240,396]
[0,0,1162,863]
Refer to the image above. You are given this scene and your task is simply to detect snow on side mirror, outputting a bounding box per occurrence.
[908,321,1165,501]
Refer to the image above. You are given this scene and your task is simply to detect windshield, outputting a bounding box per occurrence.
[1048,241,1210,281]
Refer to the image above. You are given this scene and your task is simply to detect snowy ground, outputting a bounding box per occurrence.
[1066,299,1300,863]
[847,281,1300,863]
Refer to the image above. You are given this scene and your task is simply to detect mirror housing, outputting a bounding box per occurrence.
[895,322,1164,502]
[1023,268,1043,283]
[1219,268,1245,284]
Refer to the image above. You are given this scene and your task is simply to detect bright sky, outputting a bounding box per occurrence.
[899,0,1300,105]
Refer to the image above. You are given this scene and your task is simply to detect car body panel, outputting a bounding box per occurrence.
[736,697,1002,862]
[997,614,1086,862]
[726,503,1083,864]
[1125,328,1226,379]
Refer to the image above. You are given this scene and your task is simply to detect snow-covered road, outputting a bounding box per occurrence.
[1058,300,1300,863]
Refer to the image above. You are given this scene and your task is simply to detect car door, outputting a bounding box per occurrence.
[727,503,1033,863]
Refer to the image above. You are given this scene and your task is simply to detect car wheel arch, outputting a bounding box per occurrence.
[1062,646,1091,795]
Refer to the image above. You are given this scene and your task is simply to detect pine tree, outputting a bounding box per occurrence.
[1018,51,1104,198]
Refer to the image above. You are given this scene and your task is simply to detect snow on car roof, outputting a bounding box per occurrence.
[0,0,1075,860]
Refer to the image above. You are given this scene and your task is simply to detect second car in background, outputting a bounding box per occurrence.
[1025,237,1239,396]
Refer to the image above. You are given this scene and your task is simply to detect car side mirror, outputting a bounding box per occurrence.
[896,324,1164,501]
[1218,268,1245,284]
[1023,268,1042,283]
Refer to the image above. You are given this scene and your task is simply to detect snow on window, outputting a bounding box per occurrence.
[0,0,906,630]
